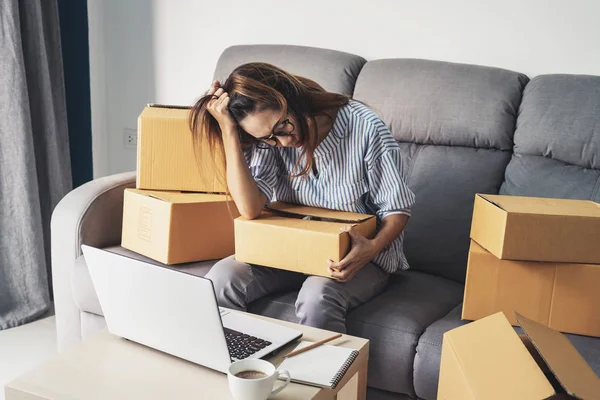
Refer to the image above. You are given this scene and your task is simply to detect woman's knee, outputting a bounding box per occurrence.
[296,278,343,313]
[205,256,253,309]
[295,278,347,332]
[206,256,249,284]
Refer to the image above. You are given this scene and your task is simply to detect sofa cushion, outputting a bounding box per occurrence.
[398,143,510,283]
[353,59,528,149]
[502,74,600,202]
[413,304,600,400]
[353,59,528,283]
[566,333,600,376]
[249,271,464,396]
[413,305,466,400]
[514,75,600,170]
[502,153,600,200]
[72,246,217,316]
[367,387,415,400]
[214,44,367,96]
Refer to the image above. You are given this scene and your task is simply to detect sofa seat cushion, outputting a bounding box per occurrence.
[414,304,600,400]
[413,305,466,400]
[249,270,464,396]
[72,246,218,316]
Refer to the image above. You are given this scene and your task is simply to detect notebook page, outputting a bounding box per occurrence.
[278,341,358,389]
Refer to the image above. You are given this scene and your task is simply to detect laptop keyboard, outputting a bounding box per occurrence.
[224,328,272,360]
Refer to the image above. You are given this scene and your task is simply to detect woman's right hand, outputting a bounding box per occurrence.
[206,80,237,134]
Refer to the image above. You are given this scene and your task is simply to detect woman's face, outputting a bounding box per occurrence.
[238,108,302,148]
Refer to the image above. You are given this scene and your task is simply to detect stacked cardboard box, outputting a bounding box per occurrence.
[121,105,237,265]
[440,195,600,399]
[123,104,375,271]
[438,312,600,399]
[136,105,228,193]
[462,194,600,337]
[122,190,238,264]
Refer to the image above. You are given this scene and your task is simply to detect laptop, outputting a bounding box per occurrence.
[81,245,302,373]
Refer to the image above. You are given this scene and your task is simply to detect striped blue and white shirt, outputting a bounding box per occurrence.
[246,100,415,273]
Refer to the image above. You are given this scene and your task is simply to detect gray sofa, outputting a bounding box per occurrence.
[51,45,600,399]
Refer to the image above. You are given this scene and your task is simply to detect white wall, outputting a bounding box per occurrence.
[89,0,600,176]
[88,0,155,176]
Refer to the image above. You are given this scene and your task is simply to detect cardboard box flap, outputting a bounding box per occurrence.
[241,213,370,235]
[468,241,488,255]
[444,312,555,399]
[267,202,374,223]
[478,194,600,218]
[516,312,600,400]
[140,104,191,120]
[126,189,228,204]
[147,103,191,110]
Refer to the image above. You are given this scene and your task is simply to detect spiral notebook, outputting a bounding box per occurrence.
[278,341,359,389]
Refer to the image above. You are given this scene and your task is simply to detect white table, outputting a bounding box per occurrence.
[5,313,369,400]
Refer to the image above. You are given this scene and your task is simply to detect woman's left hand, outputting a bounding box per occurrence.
[328,225,378,283]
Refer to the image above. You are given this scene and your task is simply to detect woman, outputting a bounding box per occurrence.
[190,63,415,333]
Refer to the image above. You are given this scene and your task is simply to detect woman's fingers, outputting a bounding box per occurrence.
[213,88,224,98]
[207,89,227,111]
[220,95,230,110]
[205,82,235,130]
[215,93,229,109]
[207,92,230,119]
[208,88,226,109]
[206,80,219,96]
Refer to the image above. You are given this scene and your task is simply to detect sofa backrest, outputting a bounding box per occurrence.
[500,74,600,202]
[353,59,528,282]
[213,45,366,96]
[214,45,598,283]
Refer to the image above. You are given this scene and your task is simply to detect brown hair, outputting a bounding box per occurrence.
[189,62,349,183]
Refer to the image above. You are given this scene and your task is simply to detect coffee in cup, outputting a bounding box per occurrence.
[234,370,268,379]
[228,359,290,400]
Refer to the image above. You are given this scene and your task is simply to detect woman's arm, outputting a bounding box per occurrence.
[206,83,266,219]
[371,213,409,254]
[328,213,409,282]
[221,129,267,219]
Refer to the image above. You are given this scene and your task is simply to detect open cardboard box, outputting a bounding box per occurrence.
[234,202,376,277]
[438,312,600,399]
[462,241,600,337]
[122,189,238,264]
[470,194,600,264]
[136,104,227,193]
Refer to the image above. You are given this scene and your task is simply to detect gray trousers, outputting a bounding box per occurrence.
[205,255,389,333]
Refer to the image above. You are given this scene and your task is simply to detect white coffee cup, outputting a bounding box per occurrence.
[227,359,291,400]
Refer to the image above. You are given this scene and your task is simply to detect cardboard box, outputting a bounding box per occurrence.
[234,202,377,277]
[470,194,600,263]
[121,189,238,264]
[137,104,227,193]
[462,241,600,337]
[438,312,600,400]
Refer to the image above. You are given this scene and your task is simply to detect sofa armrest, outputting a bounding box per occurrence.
[51,171,136,351]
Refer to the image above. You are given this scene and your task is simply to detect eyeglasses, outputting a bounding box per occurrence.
[256,118,295,148]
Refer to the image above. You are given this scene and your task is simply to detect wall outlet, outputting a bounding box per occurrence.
[123,128,137,149]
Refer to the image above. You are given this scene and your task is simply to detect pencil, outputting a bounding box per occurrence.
[284,333,343,358]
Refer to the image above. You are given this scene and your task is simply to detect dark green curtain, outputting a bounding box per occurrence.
[57,0,93,187]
